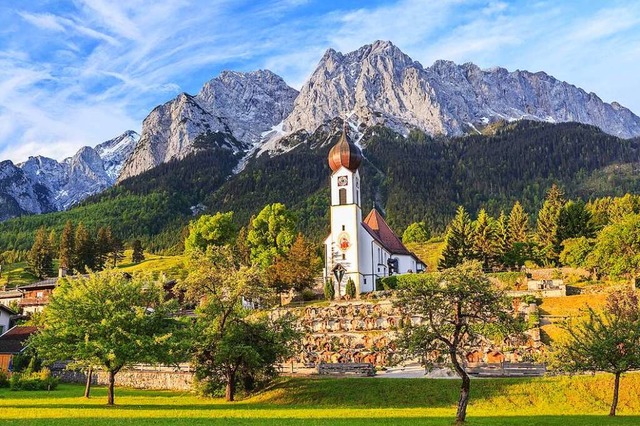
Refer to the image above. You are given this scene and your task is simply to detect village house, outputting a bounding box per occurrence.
[0,289,22,310]
[0,304,15,336]
[18,279,58,314]
[0,326,37,372]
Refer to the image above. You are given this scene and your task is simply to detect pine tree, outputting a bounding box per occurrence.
[109,237,125,267]
[28,227,54,279]
[508,201,529,243]
[439,206,475,269]
[95,227,112,270]
[59,221,75,271]
[558,200,595,242]
[536,184,565,265]
[494,211,510,268]
[48,230,58,261]
[131,239,145,263]
[472,209,496,271]
[74,223,95,273]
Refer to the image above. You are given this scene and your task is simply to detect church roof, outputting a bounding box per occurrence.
[328,128,363,173]
[362,209,413,257]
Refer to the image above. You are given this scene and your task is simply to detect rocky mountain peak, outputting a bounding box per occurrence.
[0,130,139,219]
[118,69,298,181]
[283,42,640,139]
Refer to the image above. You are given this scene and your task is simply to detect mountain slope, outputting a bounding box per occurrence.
[284,40,640,139]
[118,70,298,181]
[0,131,139,220]
[2,120,635,252]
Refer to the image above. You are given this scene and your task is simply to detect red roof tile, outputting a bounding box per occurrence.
[363,209,412,256]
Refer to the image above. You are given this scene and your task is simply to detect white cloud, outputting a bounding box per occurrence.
[2,0,640,165]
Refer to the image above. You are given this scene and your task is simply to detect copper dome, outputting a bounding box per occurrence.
[327,130,363,172]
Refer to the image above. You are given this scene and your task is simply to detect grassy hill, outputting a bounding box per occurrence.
[1,375,640,425]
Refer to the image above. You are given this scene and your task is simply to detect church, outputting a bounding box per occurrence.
[323,128,424,296]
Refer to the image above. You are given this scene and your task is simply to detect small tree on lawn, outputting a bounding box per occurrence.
[555,289,640,416]
[396,261,515,423]
[181,245,296,401]
[30,271,186,405]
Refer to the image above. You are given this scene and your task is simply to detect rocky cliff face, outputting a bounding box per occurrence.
[0,131,139,220]
[283,40,640,139]
[118,70,298,181]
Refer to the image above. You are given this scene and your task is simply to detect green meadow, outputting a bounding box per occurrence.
[1,374,640,425]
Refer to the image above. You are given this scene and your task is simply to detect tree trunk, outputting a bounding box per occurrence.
[225,371,236,402]
[610,371,621,416]
[449,349,470,423]
[84,366,93,398]
[107,370,116,406]
[456,373,471,423]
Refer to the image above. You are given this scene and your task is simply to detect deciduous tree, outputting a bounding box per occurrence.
[397,262,515,423]
[247,203,296,268]
[31,271,185,405]
[402,222,431,244]
[184,212,236,254]
[555,289,640,416]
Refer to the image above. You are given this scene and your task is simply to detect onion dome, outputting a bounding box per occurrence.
[327,129,363,172]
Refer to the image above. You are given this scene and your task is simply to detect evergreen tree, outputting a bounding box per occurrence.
[508,201,529,243]
[74,223,95,273]
[472,209,496,271]
[536,184,565,265]
[439,206,475,269]
[59,221,75,271]
[345,278,356,299]
[131,239,145,263]
[95,227,112,270]
[48,230,58,261]
[28,227,54,279]
[109,237,125,267]
[558,200,595,242]
[494,211,510,268]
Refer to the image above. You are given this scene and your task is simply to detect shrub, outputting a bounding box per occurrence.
[323,279,335,300]
[300,289,316,301]
[378,272,437,290]
[9,368,59,391]
[345,278,356,299]
[0,370,9,388]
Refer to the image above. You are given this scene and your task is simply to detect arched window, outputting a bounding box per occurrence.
[339,188,347,205]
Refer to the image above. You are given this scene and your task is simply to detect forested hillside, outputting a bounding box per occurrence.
[0,120,638,252]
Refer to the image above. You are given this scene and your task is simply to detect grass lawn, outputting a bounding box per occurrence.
[0,262,39,288]
[116,251,186,280]
[1,374,640,425]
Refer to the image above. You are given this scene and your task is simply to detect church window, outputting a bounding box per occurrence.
[342,254,346,260]
[342,225,345,231]
[339,188,347,205]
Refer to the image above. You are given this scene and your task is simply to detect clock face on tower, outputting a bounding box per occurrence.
[337,176,348,187]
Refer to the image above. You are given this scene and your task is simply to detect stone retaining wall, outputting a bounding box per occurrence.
[55,369,194,391]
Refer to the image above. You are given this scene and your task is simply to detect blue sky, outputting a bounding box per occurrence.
[1,0,639,162]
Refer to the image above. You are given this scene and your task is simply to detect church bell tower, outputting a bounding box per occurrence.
[326,125,364,295]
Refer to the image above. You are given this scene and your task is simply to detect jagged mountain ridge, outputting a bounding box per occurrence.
[0,131,139,220]
[284,40,640,139]
[117,70,299,181]
[119,40,640,183]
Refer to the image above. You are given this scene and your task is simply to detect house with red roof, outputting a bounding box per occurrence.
[323,127,424,296]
